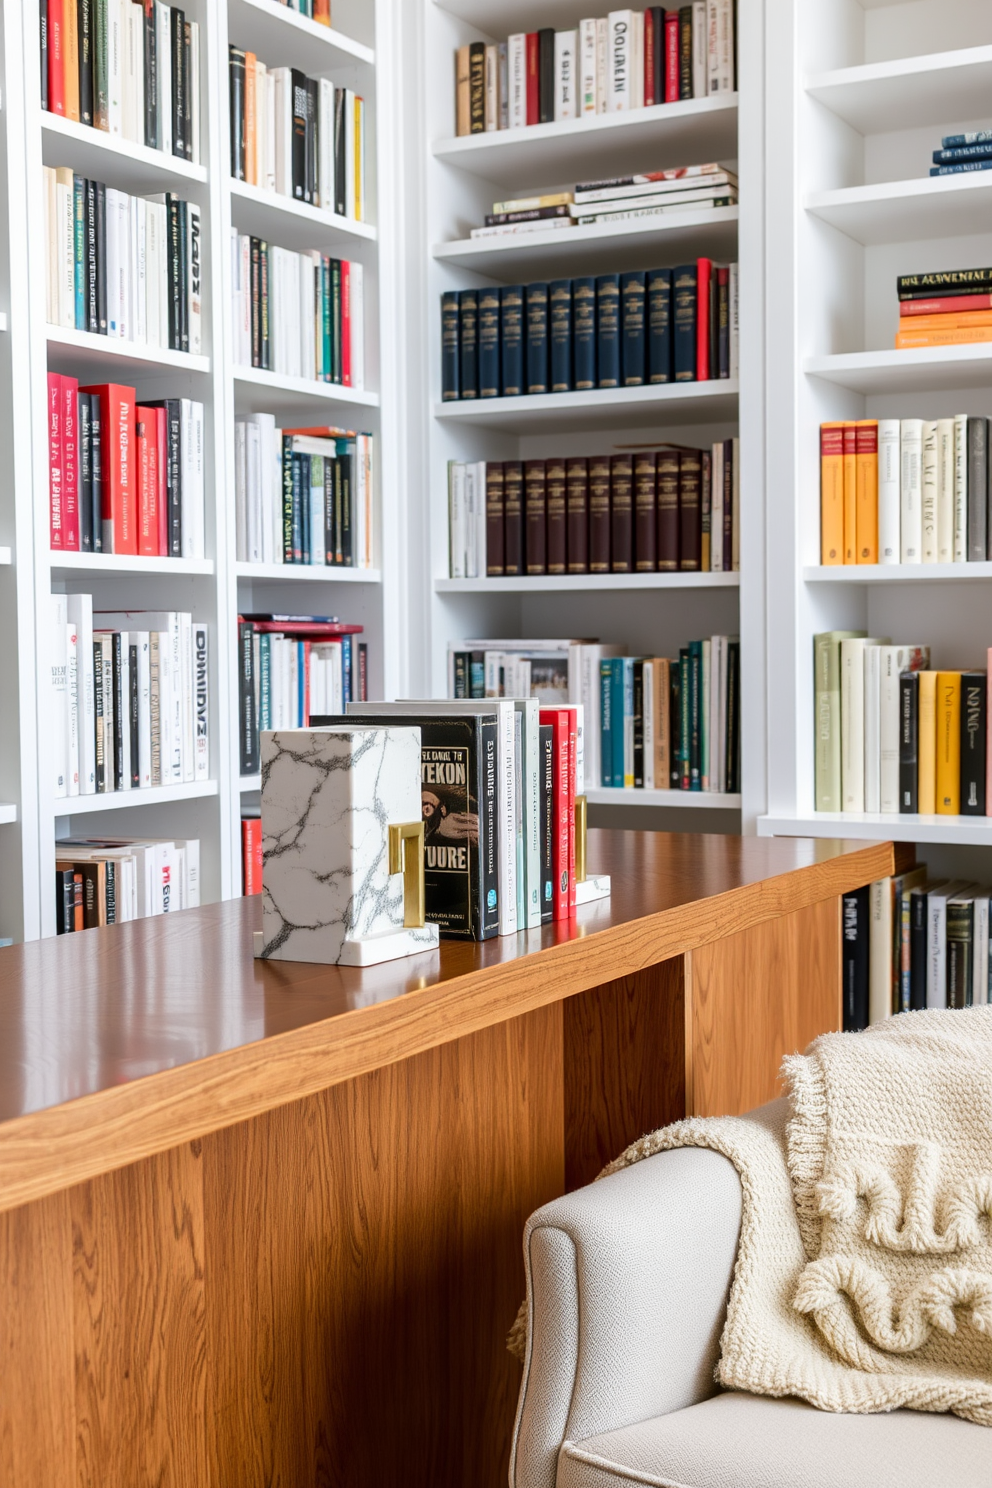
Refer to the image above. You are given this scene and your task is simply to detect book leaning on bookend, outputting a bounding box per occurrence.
[317,710,500,941]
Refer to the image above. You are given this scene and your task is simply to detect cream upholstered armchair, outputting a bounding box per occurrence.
[509,1115,989,1488]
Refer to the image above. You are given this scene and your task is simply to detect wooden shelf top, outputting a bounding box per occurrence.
[0,829,893,1213]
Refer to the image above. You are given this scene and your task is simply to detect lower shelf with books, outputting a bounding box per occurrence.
[55,835,202,933]
[758,813,992,848]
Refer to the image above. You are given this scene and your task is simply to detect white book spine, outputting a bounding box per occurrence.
[508,35,526,129]
[100,637,113,791]
[840,639,867,813]
[119,640,131,790]
[920,420,938,562]
[156,1,171,155]
[57,178,74,327]
[936,417,954,562]
[928,888,959,1010]
[953,414,968,561]
[630,10,643,109]
[864,645,882,813]
[579,20,598,115]
[179,399,193,558]
[180,612,193,783]
[520,700,541,929]
[555,30,578,120]
[129,1,144,142]
[133,632,151,788]
[146,200,160,347]
[66,621,79,796]
[235,420,248,563]
[498,704,518,936]
[595,17,609,112]
[463,464,478,579]
[449,462,466,578]
[869,878,891,1023]
[108,0,123,135]
[194,624,209,780]
[135,199,147,343]
[701,640,711,788]
[692,1,707,96]
[974,893,989,1007]
[878,648,904,813]
[66,594,95,793]
[318,77,334,209]
[715,0,734,91]
[900,418,923,562]
[273,69,292,196]
[310,458,325,566]
[877,419,900,563]
[607,11,633,111]
[52,594,69,797]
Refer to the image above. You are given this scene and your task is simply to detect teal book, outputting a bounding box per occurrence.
[73,175,86,331]
[689,639,703,790]
[679,648,690,788]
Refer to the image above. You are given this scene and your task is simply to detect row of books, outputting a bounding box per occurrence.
[55,835,201,933]
[441,259,739,401]
[452,5,735,135]
[819,416,990,567]
[446,636,739,795]
[45,171,201,353]
[929,131,992,178]
[48,378,205,558]
[448,443,740,578]
[470,163,737,240]
[41,1,201,162]
[228,50,366,221]
[234,416,374,569]
[843,865,990,1030]
[237,615,369,774]
[894,265,992,350]
[814,632,992,816]
[230,233,364,387]
[52,597,208,800]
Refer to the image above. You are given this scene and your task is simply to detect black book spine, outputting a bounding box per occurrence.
[441,291,460,400]
[633,659,644,788]
[56,870,73,934]
[468,41,485,133]
[725,640,740,793]
[291,69,308,200]
[78,0,94,127]
[40,0,49,112]
[306,77,318,205]
[250,236,261,365]
[899,671,919,812]
[166,194,182,349]
[669,663,681,788]
[842,884,870,1031]
[261,240,270,370]
[452,652,467,698]
[281,436,293,561]
[650,7,664,105]
[172,7,186,158]
[718,271,730,377]
[129,642,139,787]
[291,454,303,563]
[459,288,479,399]
[239,622,259,774]
[478,286,501,398]
[339,451,353,566]
[105,860,116,924]
[323,456,335,565]
[910,889,928,1012]
[330,455,342,563]
[540,723,554,925]
[112,633,124,790]
[960,670,986,814]
[93,640,105,791]
[89,393,103,552]
[95,180,107,334]
[334,87,346,216]
[229,47,246,178]
[182,19,192,161]
[144,0,157,148]
[178,197,188,351]
[299,453,311,564]
[155,399,182,556]
[538,28,555,122]
[77,392,93,552]
[85,178,98,333]
[679,5,693,99]
[500,284,524,396]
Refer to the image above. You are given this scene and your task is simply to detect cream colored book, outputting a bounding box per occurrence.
[840,636,886,813]
[936,417,955,562]
[920,420,938,562]
[953,414,968,561]
[900,418,923,562]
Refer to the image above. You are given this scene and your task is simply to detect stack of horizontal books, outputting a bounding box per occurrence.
[894,265,992,351]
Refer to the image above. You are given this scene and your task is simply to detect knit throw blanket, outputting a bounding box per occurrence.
[509,1007,992,1423]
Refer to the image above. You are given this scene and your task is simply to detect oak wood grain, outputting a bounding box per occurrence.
[563,959,686,1191]
[689,897,842,1117]
[0,834,892,1215]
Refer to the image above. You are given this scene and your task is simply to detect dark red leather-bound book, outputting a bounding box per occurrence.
[588,454,611,572]
[679,447,702,570]
[485,462,505,575]
[545,456,567,574]
[524,459,547,574]
[657,447,680,570]
[504,461,524,574]
[610,455,633,573]
[634,451,657,571]
[565,457,589,572]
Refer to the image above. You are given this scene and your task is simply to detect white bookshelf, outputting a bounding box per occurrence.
[761,0,992,864]
[414,0,764,832]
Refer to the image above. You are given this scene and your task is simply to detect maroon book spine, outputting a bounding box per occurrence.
[545,456,567,573]
[485,461,505,575]
[700,450,711,571]
[679,448,702,570]
[565,457,589,572]
[633,451,657,571]
[657,448,680,570]
[503,460,524,574]
[588,454,611,571]
[722,437,733,570]
[610,455,633,573]
[524,459,547,573]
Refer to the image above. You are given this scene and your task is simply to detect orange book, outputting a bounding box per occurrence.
[64,0,80,121]
[842,421,857,564]
[936,672,961,815]
[244,53,257,186]
[895,309,992,331]
[896,326,992,350]
[820,422,844,564]
[855,419,878,563]
[313,0,331,24]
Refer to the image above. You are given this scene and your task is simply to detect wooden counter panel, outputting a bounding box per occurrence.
[0,834,892,1215]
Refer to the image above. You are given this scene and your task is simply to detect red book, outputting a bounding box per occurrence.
[135,406,156,555]
[341,260,352,387]
[525,33,539,124]
[540,707,572,921]
[644,11,656,106]
[61,375,80,550]
[48,373,64,549]
[900,293,992,316]
[48,0,65,115]
[155,406,168,556]
[239,616,364,638]
[242,817,262,895]
[566,707,577,914]
[696,258,712,381]
[664,12,679,103]
[302,639,312,724]
[81,383,137,554]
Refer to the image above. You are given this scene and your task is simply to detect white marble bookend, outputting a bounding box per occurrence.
[575,874,611,905]
[258,726,440,966]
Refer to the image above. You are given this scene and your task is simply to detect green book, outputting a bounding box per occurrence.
[814,630,865,811]
[94,0,109,129]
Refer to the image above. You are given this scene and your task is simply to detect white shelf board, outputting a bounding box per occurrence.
[805,562,992,584]
[49,552,215,576]
[237,561,381,582]
[433,207,739,278]
[40,112,208,191]
[241,775,261,793]
[588,788,742,809]
[227,0,374,70]
[437,572,740,593]
[805,345,992,394]
[758,812,992,847]
[54,780,219,817]
[806,46,992,136]
[46,327,210,378]
[434,0,604,32]
[805,172,992,247]
[434,379,738,433]
[229,180,376,252]
[0,312,7,332]
[234,366,379,414]
[0,546,10,565]
[432,96,739,189]
[0,803,17,825]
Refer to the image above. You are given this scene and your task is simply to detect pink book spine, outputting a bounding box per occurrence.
[48,373,64,549]
[986,657,992,815]
[62,376,80,550]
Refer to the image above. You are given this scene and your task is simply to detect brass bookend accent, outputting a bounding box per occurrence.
[388,822,427,928]
[575,795,588,884]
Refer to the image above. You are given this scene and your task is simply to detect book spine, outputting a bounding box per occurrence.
[549,279,572,393]
[545,456,567,574]
[673,262,697,380]
[458,287,478,399]
[565,458,589,572]
[524,460,546,573]
[657,451,679,570]
[877,418,900,563]
[499,284,524,396]
[620,270,646,386]
[633,452,656,571]
[588,454,611,572]
[968,416,989,560]
[503,461,523,574]
[899,671,918,812]
[525,281,549,394]
[596,273,620,388]
[936,671,961,814]
[855,420,879,563]
[647,267,672,382]
[679,450,702,570]
[664,10,679,101]
[478,286,501,398]
[572,276,596,390]
[468,41,485,133]
[537,28,555,122]
[485,463,505,575]
[960,670,986,814]
[610,455,633,573]
[900,418,923,562]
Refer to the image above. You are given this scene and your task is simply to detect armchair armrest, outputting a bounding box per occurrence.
[509,1145,743,1488]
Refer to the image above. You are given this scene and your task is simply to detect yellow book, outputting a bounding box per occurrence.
[456,46,471,137]
[843,421,857,564]
[64,0,80,122]
[820,422,845,564]
[855,419,878,563]
[918,671,937,814]
[896,326,992,349]
[936,672,961,814]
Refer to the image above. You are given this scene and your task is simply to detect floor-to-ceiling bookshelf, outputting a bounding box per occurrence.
[758,0,992,880]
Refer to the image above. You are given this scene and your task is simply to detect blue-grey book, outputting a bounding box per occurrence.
[596,273,621,389]
[620,271,646,386]
[673,262,697,382]
[933,144,992,164]
[459,287,479,398]
[500,285,524,395]
[573,276,597,389]
[549,279,573,392]
[930,160,992,176]
[526,282,549,394]
[647,268,672,382]
[478,285,501,398]
[441,290,459,399]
